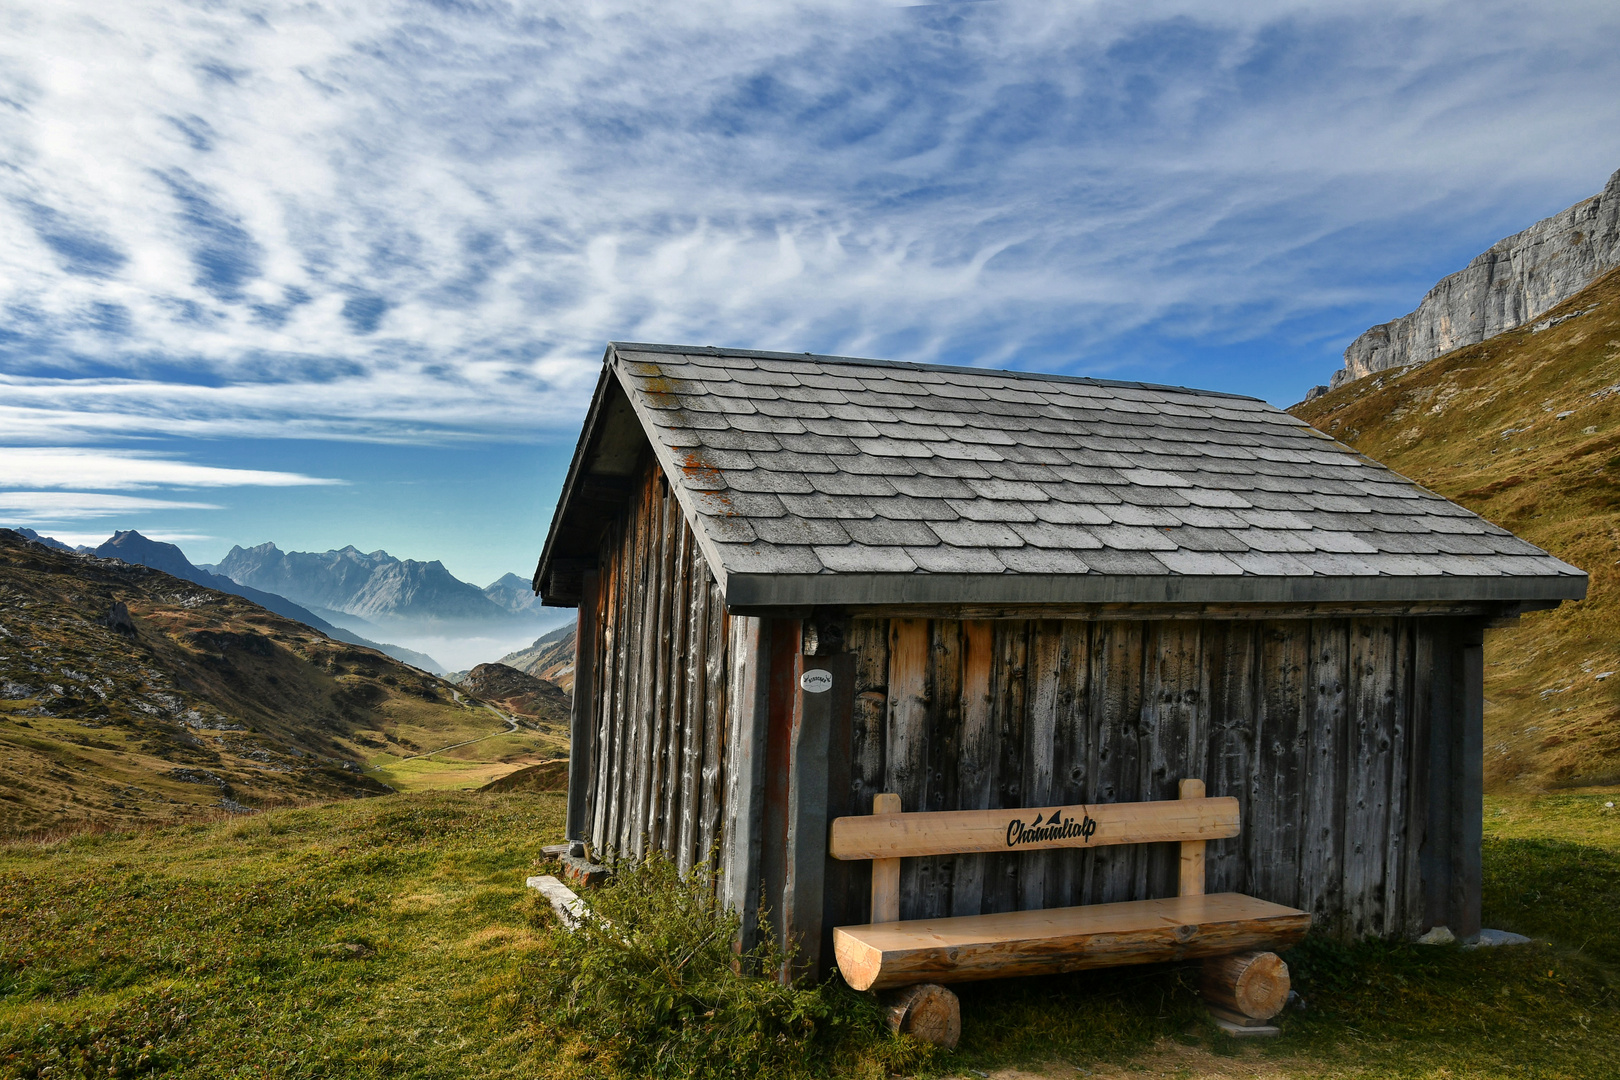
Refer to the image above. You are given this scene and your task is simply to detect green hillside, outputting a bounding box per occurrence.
[1293,268,1620,788]
[0,531,565,835]
[2,789,1616,1079]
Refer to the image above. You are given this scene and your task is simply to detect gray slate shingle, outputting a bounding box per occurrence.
[577,344,1585,604]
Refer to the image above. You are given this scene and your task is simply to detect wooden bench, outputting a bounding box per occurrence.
[829,779,1310,1026]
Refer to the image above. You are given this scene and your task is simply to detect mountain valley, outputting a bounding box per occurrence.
[0,530,567,835]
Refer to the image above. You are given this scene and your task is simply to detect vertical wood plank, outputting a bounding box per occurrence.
[611,471,651,857]
[588,524,621,853]
[645,480,678,855]
[1047,620,1091,909]
[676,527,705,872]
[698,579,729,869]
[950,620,996,916]
[1019,620,1062,911]
[1383,619,1415,937]
[603,511,637,856]
[759,619,801,950]
[885,618,930,919]
[1249,621,1308,908]
[631,471,670,858]
[984,622,1029,914]
[1402,620,1434,936]
[1302,619,1350,935]
[918,619,962,919]
[843,618,889,925]
[1088,621,1144,905]
[1344,619,1397,938]
[1139,621,1201,900]
[1201,622,1256,895]
[722,615,770,956]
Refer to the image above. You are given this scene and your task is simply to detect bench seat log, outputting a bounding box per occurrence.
[834,893,1311,991]
[830,780,1310,1001]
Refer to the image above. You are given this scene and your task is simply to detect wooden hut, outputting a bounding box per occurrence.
[534,342,1585,976]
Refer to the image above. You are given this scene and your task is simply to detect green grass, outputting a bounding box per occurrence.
[2,789,1617,1079]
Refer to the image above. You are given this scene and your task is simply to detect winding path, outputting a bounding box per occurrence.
[368,691,518,772]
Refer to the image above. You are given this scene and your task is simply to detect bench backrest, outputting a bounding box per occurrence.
[829,779,1237,923]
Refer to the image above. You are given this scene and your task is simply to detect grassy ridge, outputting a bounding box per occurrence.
[1293,269,1620,787]
[2,789,1616,1079]
[0,531,566,834]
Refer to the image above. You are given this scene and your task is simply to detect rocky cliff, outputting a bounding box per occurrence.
[1324,166,1620,392]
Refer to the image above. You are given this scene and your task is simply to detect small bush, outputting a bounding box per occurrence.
[520,853,933,1080]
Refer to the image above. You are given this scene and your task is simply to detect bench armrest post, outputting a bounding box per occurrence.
[1178,778,1206,897]
[871,793,902,923]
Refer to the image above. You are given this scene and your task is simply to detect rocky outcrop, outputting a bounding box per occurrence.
[1331,167,1620,389]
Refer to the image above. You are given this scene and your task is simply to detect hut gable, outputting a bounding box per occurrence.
[539,343,1584,611]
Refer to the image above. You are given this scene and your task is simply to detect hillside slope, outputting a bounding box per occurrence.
[1293,268,1620,787]
[496,625,576,692]
[0,531,563,834]
[93,530,444,672]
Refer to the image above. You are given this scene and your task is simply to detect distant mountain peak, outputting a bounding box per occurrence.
[215,542,511,625]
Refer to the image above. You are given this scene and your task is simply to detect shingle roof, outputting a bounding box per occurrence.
[537,343,1586,609]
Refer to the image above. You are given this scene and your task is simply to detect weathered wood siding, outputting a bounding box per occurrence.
[582,458,731,870]
[821,615,1476,941]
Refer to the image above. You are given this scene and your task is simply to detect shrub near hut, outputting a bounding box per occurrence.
[520,853,929,1080]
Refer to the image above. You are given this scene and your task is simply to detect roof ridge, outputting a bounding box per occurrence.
[607,341,1264,403]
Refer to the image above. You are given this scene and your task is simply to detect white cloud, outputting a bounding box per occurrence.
[0,492,220,523]
[0,0,1617,446]
[0,447,341,489]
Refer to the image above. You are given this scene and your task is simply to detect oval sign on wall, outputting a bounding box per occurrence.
[800,668,833,693]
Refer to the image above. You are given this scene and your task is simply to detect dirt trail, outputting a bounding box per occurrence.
[370,691,518,771]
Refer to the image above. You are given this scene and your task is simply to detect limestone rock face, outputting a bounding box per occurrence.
[1332,167,1620,388]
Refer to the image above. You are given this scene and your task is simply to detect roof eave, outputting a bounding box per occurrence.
[720,571,1589,611]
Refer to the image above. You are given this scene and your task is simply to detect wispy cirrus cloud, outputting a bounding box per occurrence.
[0,492,221,524]
[0,448,340,489]
[1,0,1617,456]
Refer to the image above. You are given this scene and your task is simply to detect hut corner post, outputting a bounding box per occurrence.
[564,570,599,843]
[1452,622,1485,942]
[783,651,852,983]
[1422,618,1485,943]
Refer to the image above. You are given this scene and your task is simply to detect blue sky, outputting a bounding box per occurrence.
[3,0,1619,587]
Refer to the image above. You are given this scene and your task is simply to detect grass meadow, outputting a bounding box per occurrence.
[1,788,1616,1079]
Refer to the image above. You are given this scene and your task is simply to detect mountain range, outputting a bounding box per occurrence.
[206,543,540,626]
[83,531,444,672]
[1312,165,1620,396]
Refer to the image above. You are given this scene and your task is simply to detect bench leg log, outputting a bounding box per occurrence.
[880,983,961,1049]
[1201,951,1289,1029]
